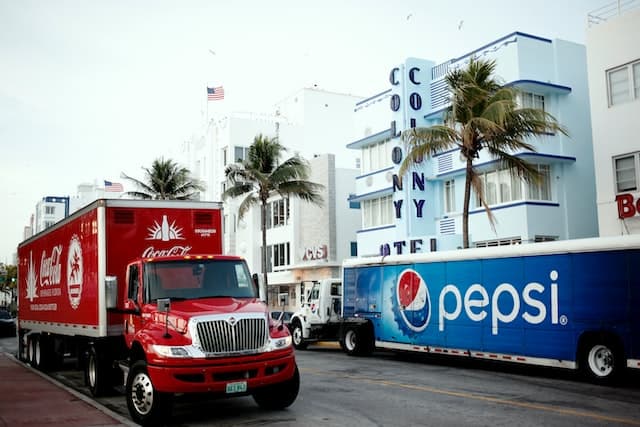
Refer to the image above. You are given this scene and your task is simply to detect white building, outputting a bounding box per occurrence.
[587,1,640,235]
[184,88,363,310]
[349,32,598,257]
[25,182,123,239]
[33,196,69,235]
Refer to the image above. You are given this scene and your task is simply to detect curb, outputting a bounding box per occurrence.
[4,352,138,427]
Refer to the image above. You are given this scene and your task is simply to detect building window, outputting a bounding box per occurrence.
[45,206,55,215]
[234,146,250,163]
[362,195,393,228]
[527,164,551,201]
[269,198,290,228]
[44,221,55,229]
[349,194,361,209]
[362,139,391,173]
[519,91,545,111]
[614,154,638,193]
[444,180,455,213]
[268,242,290,268]
[222,147,228,166]
[475,165,539,207]
[350,241,358,257]
[607,59,640,106]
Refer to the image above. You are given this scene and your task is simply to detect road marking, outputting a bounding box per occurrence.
[302,368,640,426]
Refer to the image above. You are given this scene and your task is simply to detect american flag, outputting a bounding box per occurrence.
[207,86,225,101]
[104,180,124,192]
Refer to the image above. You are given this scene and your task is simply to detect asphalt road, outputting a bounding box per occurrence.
[2,337,639,426]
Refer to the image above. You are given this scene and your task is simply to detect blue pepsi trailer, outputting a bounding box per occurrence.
[340,235,640,382]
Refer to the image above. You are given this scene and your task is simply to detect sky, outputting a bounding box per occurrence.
[0,0,608,263]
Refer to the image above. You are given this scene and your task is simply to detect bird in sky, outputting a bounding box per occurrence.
[458,20,464,30]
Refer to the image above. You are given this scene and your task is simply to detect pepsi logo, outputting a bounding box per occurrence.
[396,269,431,332]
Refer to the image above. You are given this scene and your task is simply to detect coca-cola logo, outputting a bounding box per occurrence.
[40,245,63,287]
[142,245,193,258]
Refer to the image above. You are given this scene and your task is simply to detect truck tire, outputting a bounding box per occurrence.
[33,334,54,371]
[28,335,41,369]
[342,325,373,356]
[580,339,621,383]
[87,346,112,396]
[252,365,300,410]
[291,320,308,350]
[126,360,172,426]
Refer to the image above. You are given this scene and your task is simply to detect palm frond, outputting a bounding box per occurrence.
[400,126,458,176]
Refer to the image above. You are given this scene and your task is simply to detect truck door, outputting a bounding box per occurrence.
[123,263,143,348]
[328,282,342,322]
[305,282,323,324]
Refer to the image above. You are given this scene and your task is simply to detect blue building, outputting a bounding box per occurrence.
[349,32,598,257]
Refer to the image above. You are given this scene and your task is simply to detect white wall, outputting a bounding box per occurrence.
[587,8,640,235]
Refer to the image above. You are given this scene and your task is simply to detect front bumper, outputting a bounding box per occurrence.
[147,350,296,394]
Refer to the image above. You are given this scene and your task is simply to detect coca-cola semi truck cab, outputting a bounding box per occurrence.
[117,254,299,425]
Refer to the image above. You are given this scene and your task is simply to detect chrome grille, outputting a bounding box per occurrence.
[196,317,268,354]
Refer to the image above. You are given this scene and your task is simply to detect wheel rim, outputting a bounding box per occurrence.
[34,339,41,367]
[27,338,33,363]
[130,371,154,415]
[293,325,303,346]
[588,344,614,377]
[88,354,97,388]
[345,330,356,351]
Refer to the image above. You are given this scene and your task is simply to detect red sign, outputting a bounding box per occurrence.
[616,193,640,218]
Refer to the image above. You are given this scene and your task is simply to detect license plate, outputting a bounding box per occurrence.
[226,381,247,394]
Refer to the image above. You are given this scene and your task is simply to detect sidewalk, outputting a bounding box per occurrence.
[0,352,136,426]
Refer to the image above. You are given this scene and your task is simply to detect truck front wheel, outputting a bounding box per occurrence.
[252,365,300,410]
[126,360,172,426]
[291,320,308,350]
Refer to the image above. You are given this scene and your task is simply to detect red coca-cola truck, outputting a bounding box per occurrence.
[17,199,299,425]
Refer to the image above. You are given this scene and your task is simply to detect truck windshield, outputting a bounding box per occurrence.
[144,259,256,302]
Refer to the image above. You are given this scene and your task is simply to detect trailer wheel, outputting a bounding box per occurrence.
[291,320,308,350]
[126,360,172,426]
[86,346,113,396]
[581,340,621,383]
[343,325,373,356]
[18,333,28,362]
[28,335,42,368]
[252,365,300,410]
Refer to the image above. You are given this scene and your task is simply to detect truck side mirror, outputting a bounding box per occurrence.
[157,298,171,338]
[252,273,262,299]
[157,298,171,313]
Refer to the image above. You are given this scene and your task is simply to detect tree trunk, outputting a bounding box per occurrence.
[462,157,474,249]
[260,201,269,306]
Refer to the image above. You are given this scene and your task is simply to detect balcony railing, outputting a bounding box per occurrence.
[588,0,640,26]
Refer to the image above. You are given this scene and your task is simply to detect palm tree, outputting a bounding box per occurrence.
[122,157,205,200]
[223,134,323,303]
[400,58,567,248]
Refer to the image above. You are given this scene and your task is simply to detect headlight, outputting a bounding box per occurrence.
[266,335,292,351]
[151,344,193,358]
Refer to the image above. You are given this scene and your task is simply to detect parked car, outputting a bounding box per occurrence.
[0,309,16,337]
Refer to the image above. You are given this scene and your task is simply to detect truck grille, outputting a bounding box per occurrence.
[195,317,268,354]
